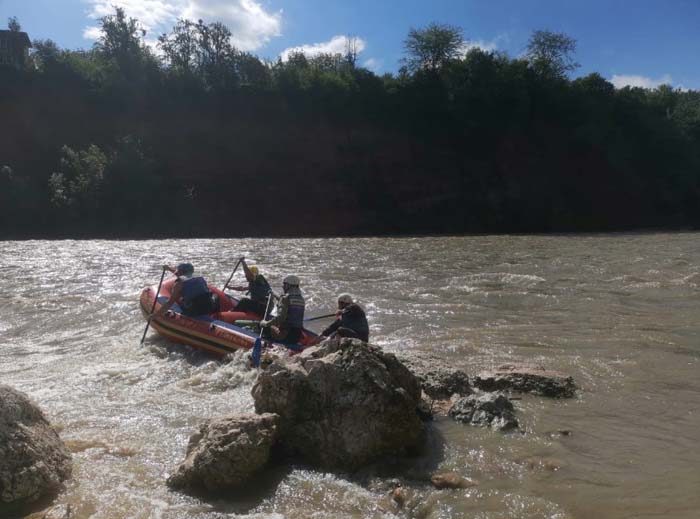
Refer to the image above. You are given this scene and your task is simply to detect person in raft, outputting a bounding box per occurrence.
[226,258,272,315]
[152,263,219,318]
[316,293,369,343]
[260,275,305,344]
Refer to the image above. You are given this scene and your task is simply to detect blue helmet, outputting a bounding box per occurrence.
[176,263,194,276]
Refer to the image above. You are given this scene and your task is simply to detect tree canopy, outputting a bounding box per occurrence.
[1,13,699,238]
[403,23,465,73]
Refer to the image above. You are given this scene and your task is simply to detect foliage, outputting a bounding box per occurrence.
[403,23,465,73]
[8,17,20,32]
[1,8,700,237]
[49,145,108,212]
[525,30,580,78]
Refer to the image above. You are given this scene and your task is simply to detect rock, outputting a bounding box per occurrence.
[395,352,472,399]
[473,364,576,398]
[252,338,424,470]
[448,393,519,431]
[26,504,73,519]
[430,471,476,489]
[167,413,279,493]
[0,385,72,505]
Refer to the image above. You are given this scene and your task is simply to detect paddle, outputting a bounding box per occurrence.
[252,292,274,367]
[303,313,336,323]
[222,257,244,291]
[140,267,167,345]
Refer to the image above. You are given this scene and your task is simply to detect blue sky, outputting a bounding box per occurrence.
[1,0,699,89]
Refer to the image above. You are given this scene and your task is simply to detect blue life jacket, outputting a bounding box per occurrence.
[180,276,210,309]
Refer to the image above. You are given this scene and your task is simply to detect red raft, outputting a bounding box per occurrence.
[139,278,316,358]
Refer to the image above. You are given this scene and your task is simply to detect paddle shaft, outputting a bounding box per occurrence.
[222,258,243,291]
[140,268,167,344]
[304,313,337,323]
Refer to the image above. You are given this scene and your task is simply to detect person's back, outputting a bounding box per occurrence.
[318,293,369,343]
[340,303,369,342]
[179,275,214,316]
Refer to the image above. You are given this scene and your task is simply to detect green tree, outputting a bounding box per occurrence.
[49,145,109,212]
[8,17,20,32]
[525,30,579,77]
[95,7,151,80]
[402,23,464,73]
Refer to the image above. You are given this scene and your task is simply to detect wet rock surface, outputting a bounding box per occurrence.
[167,413,279,493]
[430,471,477,489]
[395,352,472,400]
[0,385,72,505]
[474,364,576,398]
[252,338,424,470]
[449,393,519,431]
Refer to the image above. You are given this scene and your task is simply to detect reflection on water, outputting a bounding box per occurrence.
[1,234,699,518]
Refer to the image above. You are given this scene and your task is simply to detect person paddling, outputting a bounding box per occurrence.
[260,275,305,344]
[226,257,272,315]
[315,293,369,343]
[151,263,219,319]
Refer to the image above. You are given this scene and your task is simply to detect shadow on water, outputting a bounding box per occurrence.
[353,421,447,485]
[0,487,64,519]
[181,464,295,514]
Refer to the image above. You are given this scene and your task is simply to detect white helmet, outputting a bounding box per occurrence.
[283,275,300,286]
[337,293,354,305]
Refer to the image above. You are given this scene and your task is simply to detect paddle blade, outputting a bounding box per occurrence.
[252,338,262,367]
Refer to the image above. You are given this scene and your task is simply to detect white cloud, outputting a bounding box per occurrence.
[610,74,673,89]
[83,26,103,40]
[83,0,281,51]
[362,57,382,72]
[280,35,366,61]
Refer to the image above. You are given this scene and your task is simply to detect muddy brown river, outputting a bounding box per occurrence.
[1,234,699,518]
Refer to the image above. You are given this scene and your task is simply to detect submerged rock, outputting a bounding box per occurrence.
[0,385,72,505]
[430,471,477,489]
[473,364,576,398]
[167,413,279,493]
[252,338,423,470]
[449,393,519,431]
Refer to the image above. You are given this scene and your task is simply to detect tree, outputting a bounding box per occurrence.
[525,30,579,77]
[95,7,149,78]
[8,17,20,32]
[49,145,109,212]
[402,23,464,73]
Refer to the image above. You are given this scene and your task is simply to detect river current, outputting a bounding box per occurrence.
[1,234,699,519]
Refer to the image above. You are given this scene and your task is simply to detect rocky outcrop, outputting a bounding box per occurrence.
[474,364,576,398]
[395,352,472,400]
[0,385,72,505]
[449,393,519,431]
[252,338,424,470]
[167,413,279,493]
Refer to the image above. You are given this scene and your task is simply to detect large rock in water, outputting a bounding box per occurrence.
[394,352,472,400]
[473,364,576,398]
[449,393,519,431]
[252,339,424,470]
[0,385,72,504]
[167,413,279,493]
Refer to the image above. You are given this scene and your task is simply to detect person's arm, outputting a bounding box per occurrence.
[152,282,181,319]
[321,317,341,337]
[227,285,248,291]
[262,296,287,327]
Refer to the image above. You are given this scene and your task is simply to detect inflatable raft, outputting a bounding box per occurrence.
[139,278,316,357]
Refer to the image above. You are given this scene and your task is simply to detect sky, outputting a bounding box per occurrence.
[1,0,699,90]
